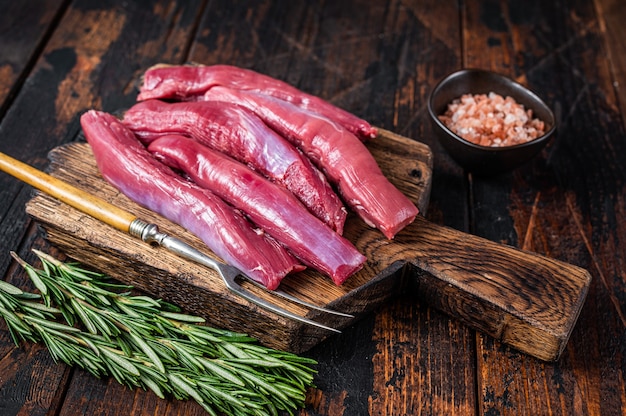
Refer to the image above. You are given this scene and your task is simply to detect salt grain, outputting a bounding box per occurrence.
[438,92,545,147]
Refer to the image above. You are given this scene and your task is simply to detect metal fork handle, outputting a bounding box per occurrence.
[129,219,222,271]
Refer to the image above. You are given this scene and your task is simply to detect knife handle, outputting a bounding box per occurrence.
[0,151,137,233]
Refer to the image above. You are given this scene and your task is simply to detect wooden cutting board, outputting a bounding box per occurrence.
[25,129,591,361]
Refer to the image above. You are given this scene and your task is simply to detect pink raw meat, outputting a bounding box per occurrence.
[148,135,365,285]
[122,100,347,234]
[204,87,419,239]
[137,64,377,141]
[80,110,303,290]
[123,100,347,234]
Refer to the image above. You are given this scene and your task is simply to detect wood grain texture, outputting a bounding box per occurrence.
[26,132,432,353]
[0,1,208,415]
[0,0,66,111]
[596,0,626,125]
[25,132,590,361]
[58,369,207,416]
[463,0,626,414]
[2,0,626,415]
[186,2,480,415]
[0,0,67,281]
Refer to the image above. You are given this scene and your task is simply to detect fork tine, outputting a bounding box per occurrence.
[270,289,354,318]
[239,278,354,318]
[244,279,354,318]
[140,223,345,332]
[220,269,341,333]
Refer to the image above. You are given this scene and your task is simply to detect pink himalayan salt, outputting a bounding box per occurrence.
[438,92,546,147]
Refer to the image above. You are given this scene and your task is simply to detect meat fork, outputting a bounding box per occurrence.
[0,150,352,332]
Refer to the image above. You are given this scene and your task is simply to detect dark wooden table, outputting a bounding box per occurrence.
[1,1,625,415]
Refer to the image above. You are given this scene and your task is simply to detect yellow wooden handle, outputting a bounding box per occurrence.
[0,151,137,233]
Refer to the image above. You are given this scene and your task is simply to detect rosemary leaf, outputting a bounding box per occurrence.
[167,340,204,372]
[159,310,206,323]
[99,346,141,377]
[88,309,121,339]
[71,297,98,334]
[140,373,166,399]
[0,306,34,343]
[168,373,203,403]
[238,371,291,403]
[23,314,81,333]
[0,251,317,415]
[198,357,246,387]
[28,265,48,296]
[80,334,101,356]
[0,279,24,295]
[199,381,248,409]
[18,300,61,315]
[129,332,166,373]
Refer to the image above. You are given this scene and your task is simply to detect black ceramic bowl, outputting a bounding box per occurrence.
[428,69,556,175]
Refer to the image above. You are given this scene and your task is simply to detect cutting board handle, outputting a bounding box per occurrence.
[381,215,591,361]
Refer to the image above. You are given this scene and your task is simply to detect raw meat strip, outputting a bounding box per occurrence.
[137,64,377,141]
[122,100,347,234]
[204,87,419,239]
[148,135,365,285]
[80,110,302,290]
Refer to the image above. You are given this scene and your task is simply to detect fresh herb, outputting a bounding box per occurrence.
[0,250,317,416]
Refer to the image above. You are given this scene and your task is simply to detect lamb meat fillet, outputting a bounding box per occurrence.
[137,64,377,141]
[122,99,347,234]
[148,135,365,285]
[204,87,419,240]
[80,110,303,290]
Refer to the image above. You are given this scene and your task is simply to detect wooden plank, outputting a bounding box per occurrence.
[25,132,432,353]
[58,369,207,416]
[0,0,65,111]
[595,0,626,125]
[358,1,476,414]
[0,0,66,284]
[0,1,206,415]
[189,2,477,415]
[463,0,626,414]
[23,131,591,362]
[0,1,616,415]
[0,3,71,415]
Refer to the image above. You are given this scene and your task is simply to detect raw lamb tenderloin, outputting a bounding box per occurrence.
[148,134,365,285]
[80,110,303,290]
[122,99,347,234]
[137,64,377,141]
[204,87,419,239]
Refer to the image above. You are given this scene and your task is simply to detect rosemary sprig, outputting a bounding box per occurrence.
[1,250,317,416]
